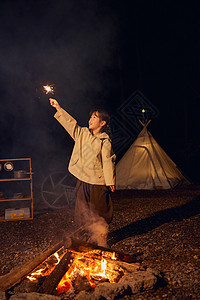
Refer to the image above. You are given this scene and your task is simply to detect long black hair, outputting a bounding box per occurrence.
[89,108,112,138]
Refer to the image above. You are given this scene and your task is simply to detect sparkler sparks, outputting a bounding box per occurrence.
[43,85,54,94]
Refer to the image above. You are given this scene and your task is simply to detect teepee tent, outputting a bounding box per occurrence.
[116,122,190,190]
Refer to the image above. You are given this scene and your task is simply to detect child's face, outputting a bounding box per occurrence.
[89,111,105,132]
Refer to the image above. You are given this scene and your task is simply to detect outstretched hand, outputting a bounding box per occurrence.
[49,98,61,111]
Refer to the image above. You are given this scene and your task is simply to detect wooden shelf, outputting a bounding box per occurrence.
[0,197,32,202]
[0,158,31,162]
[0,158,33,221]
[0,216,33,222]
[0,178,31,182]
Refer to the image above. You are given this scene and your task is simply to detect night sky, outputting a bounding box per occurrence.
[0,0,200,183]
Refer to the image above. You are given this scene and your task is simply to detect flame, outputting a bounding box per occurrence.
[26,248,123,295]
[56,272,72,294]
[56,251,118,294]
[43,85,54,94]
[101,250,117,260]
[26,247,64,282]
[112,252,117,260]
[26,268,46,281]
[100,258,107,277]
[54,252,60,264]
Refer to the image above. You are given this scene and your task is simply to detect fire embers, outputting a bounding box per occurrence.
[26,247,124,296]
[11,240,159,299]
[57,254,121,295]
[26,248,65,283]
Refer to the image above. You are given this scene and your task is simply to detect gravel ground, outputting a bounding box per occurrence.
[0,185,200,299]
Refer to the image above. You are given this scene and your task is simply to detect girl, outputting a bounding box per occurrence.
[49,98,116,246]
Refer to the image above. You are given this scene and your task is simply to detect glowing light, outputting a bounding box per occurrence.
[100,258,107,277]
[27,248,124,295]
[26,248,65,282]
[54,252,60,265]
[56,273,72,294]
[26,268,45,281]
[112,252,117,260]
[142,109,145,113]
[43,85,54,94]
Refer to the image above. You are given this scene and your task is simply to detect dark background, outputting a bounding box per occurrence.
[0,0,200,185]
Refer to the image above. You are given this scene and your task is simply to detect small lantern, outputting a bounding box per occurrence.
[4,162,14,171]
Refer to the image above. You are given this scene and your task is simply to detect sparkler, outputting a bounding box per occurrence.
[43,84,55,94]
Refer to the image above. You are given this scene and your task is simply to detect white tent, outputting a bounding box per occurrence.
[116,123,190,190]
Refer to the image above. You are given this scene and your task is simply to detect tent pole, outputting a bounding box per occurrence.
[139,119,151,128]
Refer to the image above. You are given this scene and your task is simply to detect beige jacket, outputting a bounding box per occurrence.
[54,108,116,186]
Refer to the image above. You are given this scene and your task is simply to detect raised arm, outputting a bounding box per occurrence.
[49,98,82,141]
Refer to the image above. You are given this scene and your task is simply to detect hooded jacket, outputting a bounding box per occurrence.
[54,108,116,186]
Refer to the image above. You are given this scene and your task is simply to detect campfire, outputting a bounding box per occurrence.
[0,238,160,299]
[25,238,135,296]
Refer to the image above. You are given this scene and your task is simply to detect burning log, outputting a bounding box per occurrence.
[0,236,152,298]
[0,237,144,296]
[37,251,74,295]
[0,241,63,292]
[82,253,142,274]
[64,238,136,263]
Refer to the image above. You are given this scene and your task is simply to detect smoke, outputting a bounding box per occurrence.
[0,0,119,187]
[87,218,109,248]
[74,189,109,247]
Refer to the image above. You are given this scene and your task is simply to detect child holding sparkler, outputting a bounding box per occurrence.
[49,98,116,246]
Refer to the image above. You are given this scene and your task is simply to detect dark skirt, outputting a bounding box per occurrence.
[74,180,113,225]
